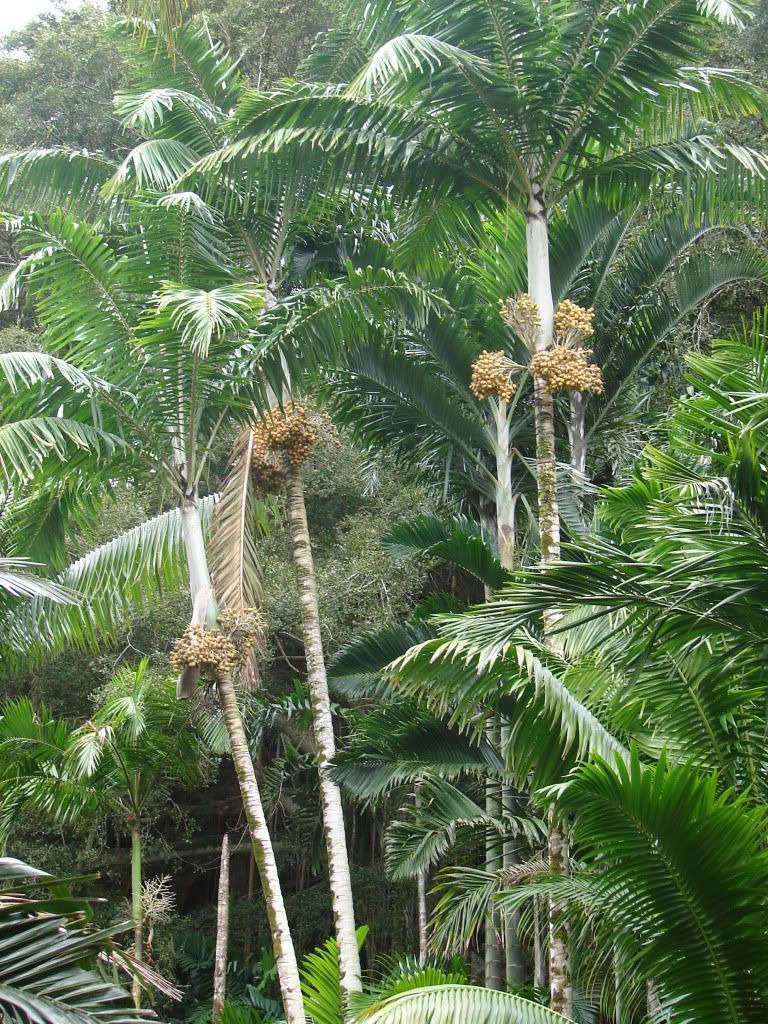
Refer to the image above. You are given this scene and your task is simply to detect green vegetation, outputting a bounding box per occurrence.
[1,0,767,1021]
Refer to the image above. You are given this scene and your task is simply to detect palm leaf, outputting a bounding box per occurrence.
[2,498,216,662]
[356,985,569,1024]
[209,427,266,614]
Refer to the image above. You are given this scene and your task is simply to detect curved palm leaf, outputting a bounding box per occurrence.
[0,858,153,1024]
[355,984,569,1024]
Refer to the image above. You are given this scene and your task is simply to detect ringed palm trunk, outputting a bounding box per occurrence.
[212,833,230,1022]
[479,543,505,990]
[526,184,573,1019]
[490,401,525,986]
[130,823,143,1009]
[178,486,305,1024]
[283,461,363,999]
[484,730,504,992]
[414,783,429,965]
[218,673,305,1022]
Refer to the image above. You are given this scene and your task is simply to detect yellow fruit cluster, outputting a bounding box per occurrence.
[531,347,605,394]
[470,350,517,401]
[255,403,317,466]
[170,624,240,679]
[554,300,595,344]
[250,403,317,496]
[498,294,541,349]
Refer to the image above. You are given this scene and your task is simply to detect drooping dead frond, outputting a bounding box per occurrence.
[209,427,264,616]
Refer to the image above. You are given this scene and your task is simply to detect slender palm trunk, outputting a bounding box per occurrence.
[533,895,546,990]
[283,462,363,999]
[130,824,143,1009]
[417,869,429,966]
[178,493,304,1023]
[177,488,214,699]
[484,758,504,991]
[491,405,525,988]
[526,184,573,1019]
[218,673,305,1023]
[414,784,429,965]
[181,491,212,600]
[491,400,516,570]
[212,834,230,1022]
[567,392,588,478]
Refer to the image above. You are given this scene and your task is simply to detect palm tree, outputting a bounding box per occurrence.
[0,857,157,1024]
[380,311,768,1021]
[0,24,435,1009]
[0,188,307,1020]
[294,184,767,993]
[0,662,203,1005]
[225,4,768,1008]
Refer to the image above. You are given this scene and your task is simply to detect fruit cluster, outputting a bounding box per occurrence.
[554,299,595,345]
[255,402,317,465]
[170,624,240,680]
[250,403,317,496]
[470,350,517,401]
[218,607,265,660]
[498,294,541,349]
[531,347,605,394]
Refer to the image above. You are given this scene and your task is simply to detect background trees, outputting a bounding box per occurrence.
[0,662,205,1006]
[1,0,768,1022]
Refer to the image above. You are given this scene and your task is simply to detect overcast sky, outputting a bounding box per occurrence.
[0,0,103,38]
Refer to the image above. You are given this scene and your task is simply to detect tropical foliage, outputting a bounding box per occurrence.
[1,0,768,1022]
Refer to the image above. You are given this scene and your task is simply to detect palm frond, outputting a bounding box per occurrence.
[2,498,215,663]
[209,427,267,614]
[356,984,569,1024]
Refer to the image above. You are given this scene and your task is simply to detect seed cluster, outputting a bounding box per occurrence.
[470,350,517,401]
[218,607,265,660]
[498,294,541,350]
[554,299,595,346]
[170,607,265,682]
[531,347,605,394]
[250,403,317,496]
[170,625,240,679]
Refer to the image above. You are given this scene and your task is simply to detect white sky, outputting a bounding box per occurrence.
[0,0,104,38]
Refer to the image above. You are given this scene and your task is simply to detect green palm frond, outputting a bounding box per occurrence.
[0,352,109,395]
[253,264,447,395]
[0,149,118,214]
[0,858,152,1024]
[0,561,74,606]
[2,497,215,663]
[548,752,768,1024]
[148,282,263,357]
[385,778,541,880]
[300,927,368,1024]
[329,621,436,698]
[0,418,128,487]
[334,703,503,801]
[390,631,627,789]
[356,985,569,1024]
[321,341,490,486]
[382,514,506,589]
[107,138,202,194]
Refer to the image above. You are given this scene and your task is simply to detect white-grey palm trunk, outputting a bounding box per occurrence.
[526,186,573,1020]
[178,488,306,1024]
[284,463,363,998]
